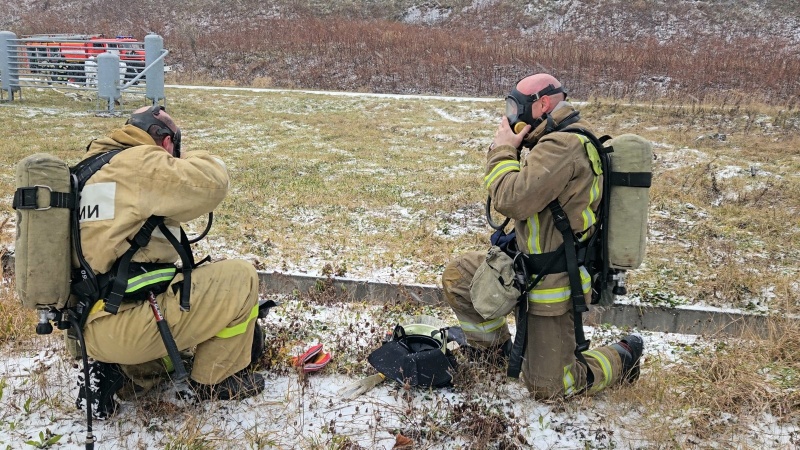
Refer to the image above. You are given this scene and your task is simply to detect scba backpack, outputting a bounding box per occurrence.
[13,151,197,329]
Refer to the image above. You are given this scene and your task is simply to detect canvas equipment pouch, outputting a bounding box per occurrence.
[469,245,521,320]
[367,324,456,388]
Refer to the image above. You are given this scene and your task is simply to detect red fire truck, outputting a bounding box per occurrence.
[23,34,146,84]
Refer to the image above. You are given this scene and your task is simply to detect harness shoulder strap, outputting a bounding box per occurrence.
[70,149,124,323]
[548,199,594,391]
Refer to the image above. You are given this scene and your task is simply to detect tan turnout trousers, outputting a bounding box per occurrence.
[443,251,624,399]
[84,259,260,386]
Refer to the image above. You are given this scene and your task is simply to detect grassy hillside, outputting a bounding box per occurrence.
[3,0,799,102]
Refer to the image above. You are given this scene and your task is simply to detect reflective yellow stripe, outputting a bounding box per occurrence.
[484,160,520,188]
[459,316,507,335]
[578,134,603,177]
[215,305,259,339]
[584,350,613,393]
[563,364,576,396]
[125,268,176,293]
[528,267,591,304]
[526,212,542,254]
[161,356,174,373]
[528,286,571,304]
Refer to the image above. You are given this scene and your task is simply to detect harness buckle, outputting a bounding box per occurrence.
[14,185,53,210]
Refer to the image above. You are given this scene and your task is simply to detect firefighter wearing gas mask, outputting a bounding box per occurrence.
[442,73,643,399]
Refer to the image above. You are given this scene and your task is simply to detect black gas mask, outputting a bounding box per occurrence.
[505,83,567,138]
[127,105,182,158]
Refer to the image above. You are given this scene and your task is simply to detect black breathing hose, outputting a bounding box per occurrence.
[67,313,95,450]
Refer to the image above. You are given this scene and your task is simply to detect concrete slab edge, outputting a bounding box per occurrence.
[258,271,782,339]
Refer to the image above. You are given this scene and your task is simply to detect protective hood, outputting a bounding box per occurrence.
[86,124,158,156]
[520,101,581,147]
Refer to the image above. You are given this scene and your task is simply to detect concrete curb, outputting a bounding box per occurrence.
[257,271,778,338]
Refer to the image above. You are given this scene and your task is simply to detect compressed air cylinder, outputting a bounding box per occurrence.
[605,134,652,270]
[14,154,73,310]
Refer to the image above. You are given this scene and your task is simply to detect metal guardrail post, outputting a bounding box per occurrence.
[0,31,21,101]
[144,34,165,105]
[97,52,121,112]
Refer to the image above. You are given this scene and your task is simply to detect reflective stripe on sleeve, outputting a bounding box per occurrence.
[484,160,521,189]
[215,304,260,339]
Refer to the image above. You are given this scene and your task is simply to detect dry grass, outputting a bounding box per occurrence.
[0,280,36,345]
[603,318,800,448]
[0,85,798,448]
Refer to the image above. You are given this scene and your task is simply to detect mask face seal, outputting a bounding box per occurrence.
[505,84,567,134]
[126,105,182,157]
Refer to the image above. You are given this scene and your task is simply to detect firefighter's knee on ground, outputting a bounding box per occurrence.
[441,262,462,308]
[525,378,568,400]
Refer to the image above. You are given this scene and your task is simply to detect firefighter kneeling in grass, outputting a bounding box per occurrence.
[443,73,644,399]
[75,106,265,415]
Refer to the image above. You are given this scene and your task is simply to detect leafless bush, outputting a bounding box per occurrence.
[11,6,800,104]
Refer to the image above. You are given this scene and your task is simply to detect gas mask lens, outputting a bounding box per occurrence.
[172,128,182,158]
[505,96,519,121]
[505,96,527,134]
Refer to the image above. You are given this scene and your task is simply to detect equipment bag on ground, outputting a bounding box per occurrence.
[367,323,457,389]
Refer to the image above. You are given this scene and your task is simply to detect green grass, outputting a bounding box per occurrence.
[2,87,798,314]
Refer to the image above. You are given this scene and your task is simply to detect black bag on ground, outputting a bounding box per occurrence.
[367,324,456,388]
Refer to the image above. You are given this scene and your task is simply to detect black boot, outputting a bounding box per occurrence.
[76,361,126,419]
[251,324,265,368]
[612,334,644,383]
[189,370,265,401]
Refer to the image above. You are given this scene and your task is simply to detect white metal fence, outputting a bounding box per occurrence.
[0,32,168,111]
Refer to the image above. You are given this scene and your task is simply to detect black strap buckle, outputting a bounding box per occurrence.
[14,186,51,210]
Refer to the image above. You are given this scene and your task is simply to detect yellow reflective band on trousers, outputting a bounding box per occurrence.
[583,349,612,393]
[215,304,259,339]
[528,267,591,304]
[563,364,576,396]
[459,316,507,335]
[161,355,174,373]
[125,268,177,293]
[484,160,521,189]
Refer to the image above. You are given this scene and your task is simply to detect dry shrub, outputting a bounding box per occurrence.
[11,4,800,103]
[0,279,37,345]
[618,317,800,446]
